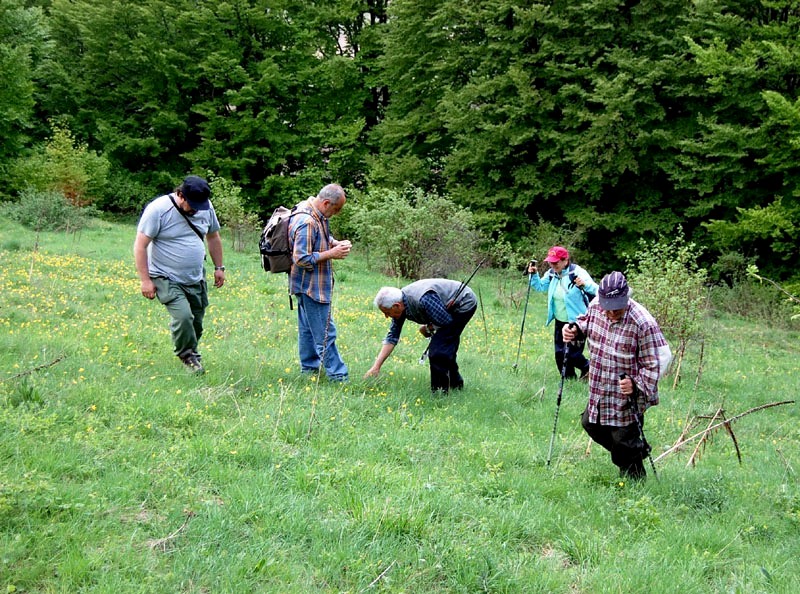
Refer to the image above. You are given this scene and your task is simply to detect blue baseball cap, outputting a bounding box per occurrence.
[180,175,211,211]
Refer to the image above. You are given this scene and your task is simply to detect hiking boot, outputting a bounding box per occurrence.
[181,353,205,374]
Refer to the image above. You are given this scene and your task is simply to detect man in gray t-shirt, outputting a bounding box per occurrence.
[133,175,225,373]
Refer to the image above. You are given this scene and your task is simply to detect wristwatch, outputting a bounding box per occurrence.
[215,266,226,271]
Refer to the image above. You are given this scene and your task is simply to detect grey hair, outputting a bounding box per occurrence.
[317,183,345,205]
[374,286,403,309]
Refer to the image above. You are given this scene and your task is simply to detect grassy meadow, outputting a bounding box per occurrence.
[1,217,799,594]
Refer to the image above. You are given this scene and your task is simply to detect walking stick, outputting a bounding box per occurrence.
[547,323,574,466]
[419,258,486,364]
[620,373,658,479]
[513,260,535,371]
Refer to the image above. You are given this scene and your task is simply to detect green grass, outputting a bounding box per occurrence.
[1,217,799,593]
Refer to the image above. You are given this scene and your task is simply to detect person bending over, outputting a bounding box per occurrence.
[365,279,477,393]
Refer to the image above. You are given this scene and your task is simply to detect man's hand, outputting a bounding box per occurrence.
[140,278,156,300]
[562,324,577,342]
[329,239,352,260]
[363,366,380,379]
[619,375,634,395]
[419,324,434,338]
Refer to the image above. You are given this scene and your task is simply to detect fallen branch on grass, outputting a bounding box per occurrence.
[360,560,396,592]
[654,400,795,465]
[0,354,66,384]
[146,510,195,552]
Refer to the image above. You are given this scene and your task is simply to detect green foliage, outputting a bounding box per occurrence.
[349,186,481,279]
[2,378,43,408]
[709,277,800,330]
[6,0,800,281]
[625,228,709,380]
[0,0,49,186]
[704,197,800,271]
[96,168,159,215]
[206,171,260,252]
[747,264,800,322]
[10,122,109,207]
[0,188,96,232]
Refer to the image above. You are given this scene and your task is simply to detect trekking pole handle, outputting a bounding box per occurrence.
[564,322,577,345]
[619,373,637,403]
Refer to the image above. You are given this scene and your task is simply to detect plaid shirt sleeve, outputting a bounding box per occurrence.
[291,217,317,270]
[289,211,333,303]
[384,315,406,345]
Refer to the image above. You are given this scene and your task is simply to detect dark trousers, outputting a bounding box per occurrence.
[428,305,477,392]
[554,319,589,379]
[581,408,647,479]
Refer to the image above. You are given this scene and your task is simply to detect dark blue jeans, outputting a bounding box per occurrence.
[428,305,476,392]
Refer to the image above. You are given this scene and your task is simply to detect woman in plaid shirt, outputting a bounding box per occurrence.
[563,271,672,479]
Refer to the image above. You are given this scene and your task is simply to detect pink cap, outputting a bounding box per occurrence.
[544,246,569,263]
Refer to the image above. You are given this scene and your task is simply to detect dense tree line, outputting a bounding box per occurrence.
[1,0,799,278]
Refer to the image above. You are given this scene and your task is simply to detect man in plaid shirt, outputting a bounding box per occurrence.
[564,271,671,479]
[288,184,352,381]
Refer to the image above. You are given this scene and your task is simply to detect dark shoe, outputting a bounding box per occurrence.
[181,353,205,374]
[620,463,646,481]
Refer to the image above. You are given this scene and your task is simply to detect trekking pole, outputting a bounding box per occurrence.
[419,258,486,364]
[620,373,658,479]
[547,323,574,466]
[513,260,535,371]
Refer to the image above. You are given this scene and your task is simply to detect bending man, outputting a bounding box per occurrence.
[365,279,477,393]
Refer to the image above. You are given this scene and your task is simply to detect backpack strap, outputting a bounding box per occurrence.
[169,194,205,240]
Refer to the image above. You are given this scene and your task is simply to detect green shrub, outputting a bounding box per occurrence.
[709,279,799,329]
[349,186,481,279]
[0,188,96,232]
[207,171,261,252]
[8,121,109,207]
[94,169,157,215]
[625,228,709,385]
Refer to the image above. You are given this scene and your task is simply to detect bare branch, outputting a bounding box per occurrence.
[0,355,66,384]
[655,400,795,463]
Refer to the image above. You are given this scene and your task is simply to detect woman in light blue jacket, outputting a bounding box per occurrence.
[528,246,598,379]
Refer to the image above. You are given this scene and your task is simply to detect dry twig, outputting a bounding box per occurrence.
[360,560,396,592]
[0,354,66,384]
[146,510,194,552]
[655,400,794,464]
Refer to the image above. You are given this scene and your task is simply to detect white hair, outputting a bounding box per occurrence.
[317,183,345,205]
[374,286,403,309]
